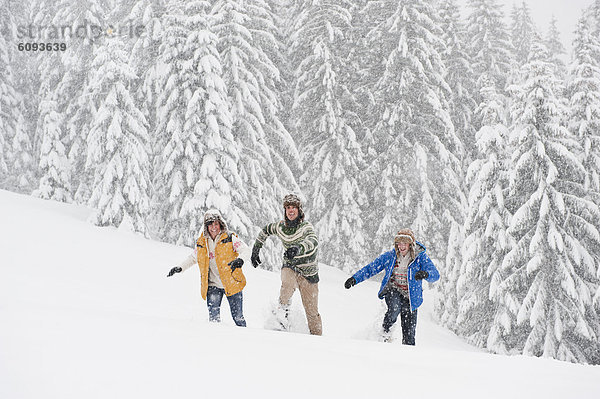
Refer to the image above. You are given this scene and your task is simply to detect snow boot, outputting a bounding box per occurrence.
[381,330,393,343]
[273,305,290,331]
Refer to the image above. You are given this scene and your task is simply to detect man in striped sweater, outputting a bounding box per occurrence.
[251,194,322,335]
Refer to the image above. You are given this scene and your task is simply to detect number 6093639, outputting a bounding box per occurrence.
[18,43,67,51]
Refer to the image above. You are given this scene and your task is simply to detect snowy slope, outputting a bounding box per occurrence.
[1,189,599,399]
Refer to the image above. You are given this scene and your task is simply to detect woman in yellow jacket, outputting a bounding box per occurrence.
[168,209,249,326]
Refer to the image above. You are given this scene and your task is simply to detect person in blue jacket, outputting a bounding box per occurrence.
[344,228,439,345]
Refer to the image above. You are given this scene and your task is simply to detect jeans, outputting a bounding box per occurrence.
[206,286,246,327]
[382,288,417,345]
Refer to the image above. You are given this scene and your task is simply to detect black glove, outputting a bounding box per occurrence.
[228,258,244,271]
[414,270,429,280]
[251,246,261,268]
[284,245,299,260]
[344,277,356,289]
[167,267,182,277]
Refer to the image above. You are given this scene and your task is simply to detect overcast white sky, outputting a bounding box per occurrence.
[457,0,594,58]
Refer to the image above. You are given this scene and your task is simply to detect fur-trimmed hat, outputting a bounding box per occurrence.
[283,193,305,223]
[394,228,416,258]
[203,209,228,236]
[394,228,415,244]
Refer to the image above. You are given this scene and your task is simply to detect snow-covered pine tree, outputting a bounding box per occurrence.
[105,0,138,29]
[350,0,388,156]
[496,39,600,364]
[211,0,302,267]
[243,0,302,182]
[0,5,18,188]
[436,2,477,308]
[286,0,367,271]
[568,14,600,199]
[128,0,166,78]
[545,16,567,79]
[436,219,463,331]
[454,76,512,348]
[466,0,513,114]
[52,0,107,204]
[126,0,166,236]
[86,35,151,235]
[153,2,195,244]
[29,0,69,201]
[0,116,6,190]
[0,25,10,184]
[591,0,600,40]
[567,15,600,348]
[510,1,537,68]
[154,1,248,246]
[267,0,303,179]
[126,0,165,146]
[350,0,402,258]
[33,99,71,202]
[181,0,251,241]
[362,0,464,261]
[438,0,477,167]
[7,107,33,192]
[32,0,63,158]
[1,1,35,192]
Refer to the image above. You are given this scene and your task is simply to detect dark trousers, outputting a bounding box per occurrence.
[206,286,246,327]
[382,289,418,345]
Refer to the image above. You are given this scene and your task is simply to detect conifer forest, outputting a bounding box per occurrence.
[1,0,600,364]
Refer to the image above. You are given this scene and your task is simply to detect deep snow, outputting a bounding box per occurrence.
[1,189,599,399]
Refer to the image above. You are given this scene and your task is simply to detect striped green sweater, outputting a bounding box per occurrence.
[254,220,319,279]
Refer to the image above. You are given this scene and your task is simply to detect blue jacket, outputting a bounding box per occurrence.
[352,242,440,312]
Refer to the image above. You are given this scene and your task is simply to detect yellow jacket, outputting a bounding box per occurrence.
[195,232,246,299]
